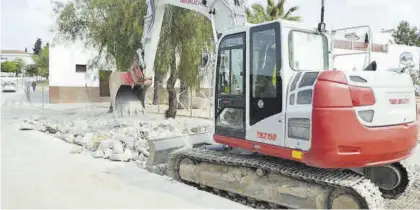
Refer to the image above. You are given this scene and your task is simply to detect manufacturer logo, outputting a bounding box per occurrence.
[180,0,201,5]
[389,98,409,104]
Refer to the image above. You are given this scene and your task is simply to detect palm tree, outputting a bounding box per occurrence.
[246,0,301,24]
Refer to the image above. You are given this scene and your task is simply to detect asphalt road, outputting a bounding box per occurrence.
[0,91,248,209]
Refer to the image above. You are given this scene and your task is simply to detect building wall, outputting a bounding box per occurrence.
[0,53,34,65]
[49,40,108,103]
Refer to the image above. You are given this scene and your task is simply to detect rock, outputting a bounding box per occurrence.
[138,153,148,162]
[86,141,99,151]
[45,126,58,134]
[124,148,132,160]
[103,149,113,159]
[69,145,83,154]
[111,133,126,141]
[19,122,35,130]
[132,151,140,161]
[36,125,47,132]
[110,153,130,162]
[134,140,150,157]
[134,160,146,168]
[97,140,112,152]
[121,136,135,149]
[92,150,104,158]
[63,134,75,143]
[82,133,93,143]
[111,141,124,154]
[55,132,63,139]
[73,135,84,146]
[86,134,108,151]
[148,164,167,175]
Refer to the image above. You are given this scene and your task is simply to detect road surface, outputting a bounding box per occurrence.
[1,91,248,209]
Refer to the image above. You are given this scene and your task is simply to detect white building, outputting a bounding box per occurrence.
[1,50,34,65]
[49,39,110,103]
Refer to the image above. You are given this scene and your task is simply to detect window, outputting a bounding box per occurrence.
[251,29,277,98]
[76,64,87,73]
[216,34,245,95]
[289,31,329,71]
[290,72,302,91]
[297,89,313,104]
[298,72,319,88]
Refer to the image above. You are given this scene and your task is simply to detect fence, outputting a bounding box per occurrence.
[144,82,214,120]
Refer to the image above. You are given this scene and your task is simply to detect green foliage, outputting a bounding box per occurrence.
[52,0,147,71]
[1,61,17,73]
[154,7,213,87]
[24,64,38,76]
[246,0,301,24]
[33,38,43,55]
[392,21,420,47]
[0,58,25,75]
[14,58,25,75]
[32,44,49,78]
[175,8,213,89]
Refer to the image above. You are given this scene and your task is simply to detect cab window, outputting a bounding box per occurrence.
[216,34,245,95]
[289,30,329,71]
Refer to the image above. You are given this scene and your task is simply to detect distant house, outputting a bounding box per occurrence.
[331,30,420,72]
[0,50,34,65]
[49,38,110,104]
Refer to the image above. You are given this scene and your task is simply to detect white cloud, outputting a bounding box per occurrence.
[1,0,419,52]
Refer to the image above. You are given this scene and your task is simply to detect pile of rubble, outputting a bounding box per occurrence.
[19,113,210,170]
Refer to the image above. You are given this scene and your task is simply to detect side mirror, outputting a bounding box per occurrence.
[200,53,209,68]
[400,52,414,66]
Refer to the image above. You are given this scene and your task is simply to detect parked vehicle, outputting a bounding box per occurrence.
[1,77,17,92]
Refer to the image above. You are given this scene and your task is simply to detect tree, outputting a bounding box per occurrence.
[14,58,25,76]
[24,64,38,76]
[1,61,17,73]
[246,0,301,24]
[32,44,49,79]
[392,21,420,47]
[33,38,43,55]
[53,0,147,72]
[153,7,213,118]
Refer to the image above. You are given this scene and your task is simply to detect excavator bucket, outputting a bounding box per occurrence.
[109,70,148,116]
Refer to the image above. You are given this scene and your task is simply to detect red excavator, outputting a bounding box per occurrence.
[108,0,418,208]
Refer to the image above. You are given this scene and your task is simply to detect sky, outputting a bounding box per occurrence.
[1,0,419,52]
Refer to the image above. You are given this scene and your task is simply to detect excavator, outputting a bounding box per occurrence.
[108,0,419,208]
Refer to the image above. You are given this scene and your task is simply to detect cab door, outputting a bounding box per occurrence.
[214,32,246,139]
[246,22,285,147]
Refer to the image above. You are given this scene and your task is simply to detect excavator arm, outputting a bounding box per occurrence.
[140,0,247,80]
[109,0,247,116]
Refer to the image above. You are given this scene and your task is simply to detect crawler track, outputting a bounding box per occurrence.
[167,148,385,209]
